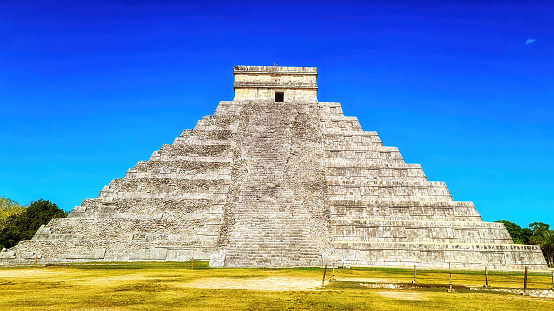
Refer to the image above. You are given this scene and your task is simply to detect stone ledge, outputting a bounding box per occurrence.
[233,82,318,89]
[234,65,317,74]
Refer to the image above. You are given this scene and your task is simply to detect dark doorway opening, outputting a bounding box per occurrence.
[275,92,284,102]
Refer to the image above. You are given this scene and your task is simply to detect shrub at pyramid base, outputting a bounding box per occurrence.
[0,66,547,270]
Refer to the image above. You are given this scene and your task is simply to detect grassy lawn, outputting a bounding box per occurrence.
[332,265,554,289]
[0,262,553,310]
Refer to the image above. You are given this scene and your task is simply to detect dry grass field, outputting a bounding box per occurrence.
[0,261,553,310]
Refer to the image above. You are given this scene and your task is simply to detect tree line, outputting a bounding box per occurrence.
[495,220,554,267]
[0,196,67,250]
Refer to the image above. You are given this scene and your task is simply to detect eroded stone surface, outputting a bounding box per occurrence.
[0,66,547,270]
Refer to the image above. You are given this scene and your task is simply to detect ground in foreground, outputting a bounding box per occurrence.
[0,262,553,310]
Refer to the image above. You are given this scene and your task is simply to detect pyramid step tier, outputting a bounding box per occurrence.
[332,219,513,244]
[334,241,546,270]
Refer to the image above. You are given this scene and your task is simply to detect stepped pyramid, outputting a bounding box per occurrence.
[1,66,547,270]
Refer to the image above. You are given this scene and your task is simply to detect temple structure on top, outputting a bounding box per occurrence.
[1,65,548,270]
[233,65,318,102]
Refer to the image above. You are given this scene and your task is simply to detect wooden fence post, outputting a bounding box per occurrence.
[524,266,528,295]
[448,263,453,292]
[321,264,328,288]
[485,266,489,287]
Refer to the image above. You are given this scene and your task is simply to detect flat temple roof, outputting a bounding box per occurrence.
[234,65,318,75]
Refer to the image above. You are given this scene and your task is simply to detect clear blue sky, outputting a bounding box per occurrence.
[1,1,552,228]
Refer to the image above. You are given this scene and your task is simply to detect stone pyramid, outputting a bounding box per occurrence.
[1,66,547,270]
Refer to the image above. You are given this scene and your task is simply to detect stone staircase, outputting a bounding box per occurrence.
[219,101,328,267]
